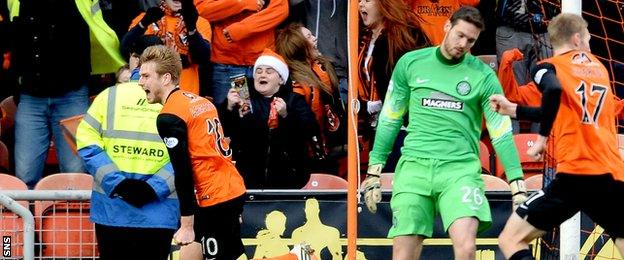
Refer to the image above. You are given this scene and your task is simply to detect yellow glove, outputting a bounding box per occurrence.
[363,164,382,213]
[510,179,528,209]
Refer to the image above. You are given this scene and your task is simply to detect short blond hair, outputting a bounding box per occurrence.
[139,45,182,85]
[548,13,588,49]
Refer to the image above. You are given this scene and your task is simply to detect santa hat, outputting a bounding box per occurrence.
[254,49,289,81]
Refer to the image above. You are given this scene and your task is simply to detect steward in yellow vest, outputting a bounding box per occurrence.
[76,82,178,260]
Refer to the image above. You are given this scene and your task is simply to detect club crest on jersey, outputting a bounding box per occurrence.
[182,92,201,103]
[182,92,196,99]
[572,52,591,64]
[163,137,179,148]
[456,81,471,96]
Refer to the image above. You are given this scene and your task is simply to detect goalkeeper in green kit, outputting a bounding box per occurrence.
[363,7,528,260]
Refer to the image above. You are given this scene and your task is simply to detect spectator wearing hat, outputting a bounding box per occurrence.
[219,49,321,189]
[195,0,289,107]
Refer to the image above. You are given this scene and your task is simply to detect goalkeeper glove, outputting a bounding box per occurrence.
[363,164,382,213]
[510,178,528,209]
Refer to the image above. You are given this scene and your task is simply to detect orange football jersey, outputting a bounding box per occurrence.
[160,90,246,207]
[540,51,624,181]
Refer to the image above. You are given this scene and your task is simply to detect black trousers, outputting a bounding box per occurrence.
[95,224,175,260]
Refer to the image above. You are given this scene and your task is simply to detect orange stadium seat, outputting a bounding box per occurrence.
[302,173,348,190]
[0,173,28,258]
[59,115,84,155]
[0,141,9,172]
[476,54,499,72]
[525,174,543,191]
[34,173,97,258]
[481,174,510,191]
[0,96,16,137]
[45,141,59,169]
[379,173,394,190]
[479,141,491,174]
[496,133,544,181]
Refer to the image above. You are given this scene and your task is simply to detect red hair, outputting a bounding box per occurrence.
[275,23,338,95]
[375,0,430,72]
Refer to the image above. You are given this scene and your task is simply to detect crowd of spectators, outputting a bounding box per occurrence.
[0,0,621,190]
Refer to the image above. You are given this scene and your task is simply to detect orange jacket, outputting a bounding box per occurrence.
[194,0,288,65]
[498,48,624,118]
[292,63,339,148]
[407,0,479,45]
[130,13,212,94]
[497,48,542,106]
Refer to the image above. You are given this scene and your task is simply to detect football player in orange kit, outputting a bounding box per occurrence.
[490,13,624,260]
[139,45,246,260]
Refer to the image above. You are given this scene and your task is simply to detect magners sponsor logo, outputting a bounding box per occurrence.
[421,98,463,111]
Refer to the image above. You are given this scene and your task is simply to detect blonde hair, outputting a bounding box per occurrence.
[139,45,183,85]
[548,13,588,49]
[115,64,130,83]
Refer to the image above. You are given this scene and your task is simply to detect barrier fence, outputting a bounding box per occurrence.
[1,191,92,260]
[1,190,621,260]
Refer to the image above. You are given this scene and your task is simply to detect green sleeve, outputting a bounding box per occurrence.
[481,73,524,181]
[368,58,410,166]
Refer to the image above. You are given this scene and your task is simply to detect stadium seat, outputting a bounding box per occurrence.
[525,174,543,191]
[358,135,370,168]
[0,141,9,172]
[45,141,59,169]
[59,114,84,154]
[0,97,16,163]
[0,173,28,258]
[479,141,491,174]
[34,173,97,258]
[481,174,510,191]
[476,55,498,72]
[0,96,16,137]
[380,173,393,190]
[496,133,545,181]
[302,173,348,190]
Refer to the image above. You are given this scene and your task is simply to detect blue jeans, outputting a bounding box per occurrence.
[339,77,348,107]
[15,86,89,188]
[211,63,253,107]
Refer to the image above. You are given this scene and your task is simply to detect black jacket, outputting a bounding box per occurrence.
[219,80,320,189]
[10,0,91,97]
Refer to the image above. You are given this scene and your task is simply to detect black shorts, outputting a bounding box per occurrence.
[516,173,624,239]
[194,195,245,260]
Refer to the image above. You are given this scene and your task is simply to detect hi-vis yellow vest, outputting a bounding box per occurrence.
[76,82,169,175]
[7,0,125,74]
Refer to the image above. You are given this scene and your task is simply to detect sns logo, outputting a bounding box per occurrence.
[3,236,11,257]
[163,137,179,148]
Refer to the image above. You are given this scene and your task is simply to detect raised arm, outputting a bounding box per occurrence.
[482,73,527,207]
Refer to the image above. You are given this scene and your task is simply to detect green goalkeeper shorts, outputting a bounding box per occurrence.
[387,157,492,238]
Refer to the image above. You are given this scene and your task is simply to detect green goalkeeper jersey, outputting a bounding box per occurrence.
[369,47,523,181]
